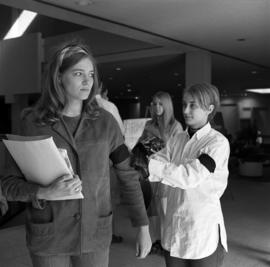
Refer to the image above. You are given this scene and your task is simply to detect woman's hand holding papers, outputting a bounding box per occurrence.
[37,174,82,200]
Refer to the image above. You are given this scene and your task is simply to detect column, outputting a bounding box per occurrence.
[185,51,212,88]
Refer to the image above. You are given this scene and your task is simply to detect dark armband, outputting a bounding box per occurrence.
[198,153,216,173]
[110,144,130,164]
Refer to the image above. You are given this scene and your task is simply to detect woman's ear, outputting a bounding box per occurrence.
[208,104,214,114]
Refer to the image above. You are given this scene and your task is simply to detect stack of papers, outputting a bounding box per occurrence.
[123,118,151,150]
[3,134,83,200]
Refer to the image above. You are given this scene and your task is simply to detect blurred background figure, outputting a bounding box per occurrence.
[95,84,125,135]
[95,83,125,243]
[136,91,183,254]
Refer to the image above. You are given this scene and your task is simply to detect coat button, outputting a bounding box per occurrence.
[74,213,81,221]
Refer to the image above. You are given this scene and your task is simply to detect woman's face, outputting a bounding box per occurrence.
[182,93,213,129]
[60,57,94,105]
[151,97,164,116]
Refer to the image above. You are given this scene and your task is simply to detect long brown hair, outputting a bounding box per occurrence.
[27,42,100,125]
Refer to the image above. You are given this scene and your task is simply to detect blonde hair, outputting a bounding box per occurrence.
[183,83,220,122]
[151,91,176,129]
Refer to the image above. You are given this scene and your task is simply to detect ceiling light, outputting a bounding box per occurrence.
[115,67,121,71]
[245,88,270,94]
[251,70,258,74]
[4,10,37,40]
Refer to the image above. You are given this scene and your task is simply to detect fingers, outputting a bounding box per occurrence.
[136,250,150,259]
[136,243,139,257]
[74,184,82,193]
[58,174,73,182]
[56,174,82,193]
[68,177,81,186]
[67,178,82,193]
[136,245,151,259]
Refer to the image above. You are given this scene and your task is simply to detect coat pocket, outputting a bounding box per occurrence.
[26,221,55,254]
[27,203,53,224]
[26,221,54,236]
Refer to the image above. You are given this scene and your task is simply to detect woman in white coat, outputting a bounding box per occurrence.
[148,83,230,267]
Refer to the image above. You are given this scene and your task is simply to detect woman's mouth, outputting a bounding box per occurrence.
[80,88,90,92]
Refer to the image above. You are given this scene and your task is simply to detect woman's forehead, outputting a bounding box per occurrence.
[183,93,197,102]
[70,57,94,70]
[152,96,162,103]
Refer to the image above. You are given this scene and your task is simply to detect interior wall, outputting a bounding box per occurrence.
[0,33,43,96]
[0,31,269,139]
[220,94,270,143]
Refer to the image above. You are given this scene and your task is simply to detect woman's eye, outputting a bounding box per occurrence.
[190,103,198,109]
[73,71,82,76]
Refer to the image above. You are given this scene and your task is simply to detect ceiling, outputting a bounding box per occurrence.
[0,0,270,99]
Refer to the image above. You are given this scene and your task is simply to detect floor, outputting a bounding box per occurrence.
[1,176,270,267]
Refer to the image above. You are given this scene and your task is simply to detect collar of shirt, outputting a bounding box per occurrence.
[185,122,211,140]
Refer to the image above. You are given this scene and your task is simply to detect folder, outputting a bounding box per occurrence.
[3,134,83,200]
[123,118,151,150]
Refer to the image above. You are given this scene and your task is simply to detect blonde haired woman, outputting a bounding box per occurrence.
[139,91,183,253]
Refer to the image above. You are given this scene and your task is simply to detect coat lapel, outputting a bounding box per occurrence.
[52,113,93,151]
[52,118,77,151]
[74,112,91,139]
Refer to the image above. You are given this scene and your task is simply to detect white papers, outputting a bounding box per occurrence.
[123,118,151,150]
[3,135,83,200]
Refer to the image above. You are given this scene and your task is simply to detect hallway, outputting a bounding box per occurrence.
[0,177,270,267]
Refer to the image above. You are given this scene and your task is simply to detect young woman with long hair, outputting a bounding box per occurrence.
[138,91,183,254]
[2,41,151,267]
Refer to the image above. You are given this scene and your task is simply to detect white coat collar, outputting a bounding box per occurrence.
[185,122,211,140]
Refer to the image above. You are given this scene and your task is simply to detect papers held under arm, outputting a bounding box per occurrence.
[3,135,83,200]
[123,118,151,150]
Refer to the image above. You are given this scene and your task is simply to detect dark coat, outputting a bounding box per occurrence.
[2,108,148,256]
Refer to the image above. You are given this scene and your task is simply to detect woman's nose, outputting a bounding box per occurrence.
[183,106,189,114]
[82,75,90,84]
